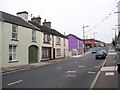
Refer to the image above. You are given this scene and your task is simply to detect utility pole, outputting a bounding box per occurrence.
[93,32,97,40]
[83,25,89,53]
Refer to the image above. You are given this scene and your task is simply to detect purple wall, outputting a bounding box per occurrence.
[68,34,83,51]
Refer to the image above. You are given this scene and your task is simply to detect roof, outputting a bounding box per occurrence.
[67,34,83,41]
[29,21,67,38]
[1,11,40,31]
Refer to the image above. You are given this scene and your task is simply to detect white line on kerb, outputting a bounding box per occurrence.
[8,80,23,86]
[57,67,62,70]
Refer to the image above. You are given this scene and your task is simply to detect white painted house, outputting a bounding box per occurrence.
[0,11,41,67]
[30,17,68,61]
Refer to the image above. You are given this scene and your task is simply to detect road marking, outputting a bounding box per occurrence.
[66,71,77,74]
[88,72,96,74]
[57,67,62,70]
[108,53,116,55]
[78,65,86,68]
[8,80,23,86]
[89,58,107,89]
[101,66,116,71]
[109,50,115,52]
[67,74,76,77]
[75,62,78,64]
[105,72,114,76]
[94,66,101,68]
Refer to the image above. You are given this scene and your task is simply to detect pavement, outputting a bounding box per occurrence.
[1,51,90,74]
[92,48,120,89]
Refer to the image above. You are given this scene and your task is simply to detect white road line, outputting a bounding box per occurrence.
[94,66,101,68]
[57,67,62,70]
[8,80,23,86]
[75,62,78,64]
[88,72,96,74]
[67,74,76,77]
[105,72,114,76]
[78,65,86,68]
[108,53,116,55]
[101,66,116,71]
[89,58,107,89]
[66,71,77,73]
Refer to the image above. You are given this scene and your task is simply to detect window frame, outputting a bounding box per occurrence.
[56,49,61,56]
[9,45,17,62]
[12,24,18,40]
[32,30,36,42]
[43,33,50,44]
[56,36,61,45]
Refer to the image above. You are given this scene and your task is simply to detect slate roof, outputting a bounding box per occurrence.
[29,21,67,38]
[67,34,83,41]
[1,11,40,31]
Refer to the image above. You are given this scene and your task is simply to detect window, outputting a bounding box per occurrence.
[9,45,17,61]
[12,24,18,40]
[56,37,61,45]
[56,49,61,56]
[32,30,36,42]
[42,48,49,58]
[43,33,50,44]
[64,38,65,46]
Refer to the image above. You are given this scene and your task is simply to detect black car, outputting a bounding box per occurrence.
[95,51,106,59]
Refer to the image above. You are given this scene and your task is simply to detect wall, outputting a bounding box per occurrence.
[2,22,41,67]
[68,35,78,51]
[53,36,68,59]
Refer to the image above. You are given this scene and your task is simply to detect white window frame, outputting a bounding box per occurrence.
[12,24,18,40]
[56,37,61,45]
[9,45,17,62]
[56,49,61,56]
[43,33,50,44]
[32,30,36,42]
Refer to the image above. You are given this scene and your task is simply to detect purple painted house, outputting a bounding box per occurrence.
[67,34,83,56]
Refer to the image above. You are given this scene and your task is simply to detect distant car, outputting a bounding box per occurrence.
[95,51,106,59]
[100,50,107,56]
[90,48,97,53]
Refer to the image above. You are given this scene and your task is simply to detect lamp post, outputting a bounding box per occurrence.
[83,25,89,53]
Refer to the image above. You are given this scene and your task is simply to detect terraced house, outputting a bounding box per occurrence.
[30,17,68,61]
[0,11,42,67]
[0,11,68,67]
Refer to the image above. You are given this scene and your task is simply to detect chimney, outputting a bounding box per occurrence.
[31,16,41,26]
[43,19,51,29]
[17,11,28,21]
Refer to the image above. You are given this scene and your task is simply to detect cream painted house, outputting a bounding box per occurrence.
[30,17,68,61]
[0,11,41,67]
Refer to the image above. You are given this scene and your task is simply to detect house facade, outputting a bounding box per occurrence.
[0,11,41,67]
[67,34,83,56]
[30,17,68,61]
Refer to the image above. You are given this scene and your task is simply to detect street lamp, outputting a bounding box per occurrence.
[83,25,89,53]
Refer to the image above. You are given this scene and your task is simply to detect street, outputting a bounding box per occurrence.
[2,47,108,88]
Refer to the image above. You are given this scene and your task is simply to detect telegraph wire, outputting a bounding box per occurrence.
[87,1,119,33]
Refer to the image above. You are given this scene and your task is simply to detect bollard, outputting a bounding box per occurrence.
[116,52,120,73]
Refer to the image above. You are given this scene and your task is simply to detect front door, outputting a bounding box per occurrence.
[29,45,38,64]
[53,48,55,59]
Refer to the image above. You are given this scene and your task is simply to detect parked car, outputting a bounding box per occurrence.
[95,51,106,59]
[90,48,97,53]
[100,50,107,56]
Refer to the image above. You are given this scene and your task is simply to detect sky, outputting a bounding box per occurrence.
[0,0,119,43]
